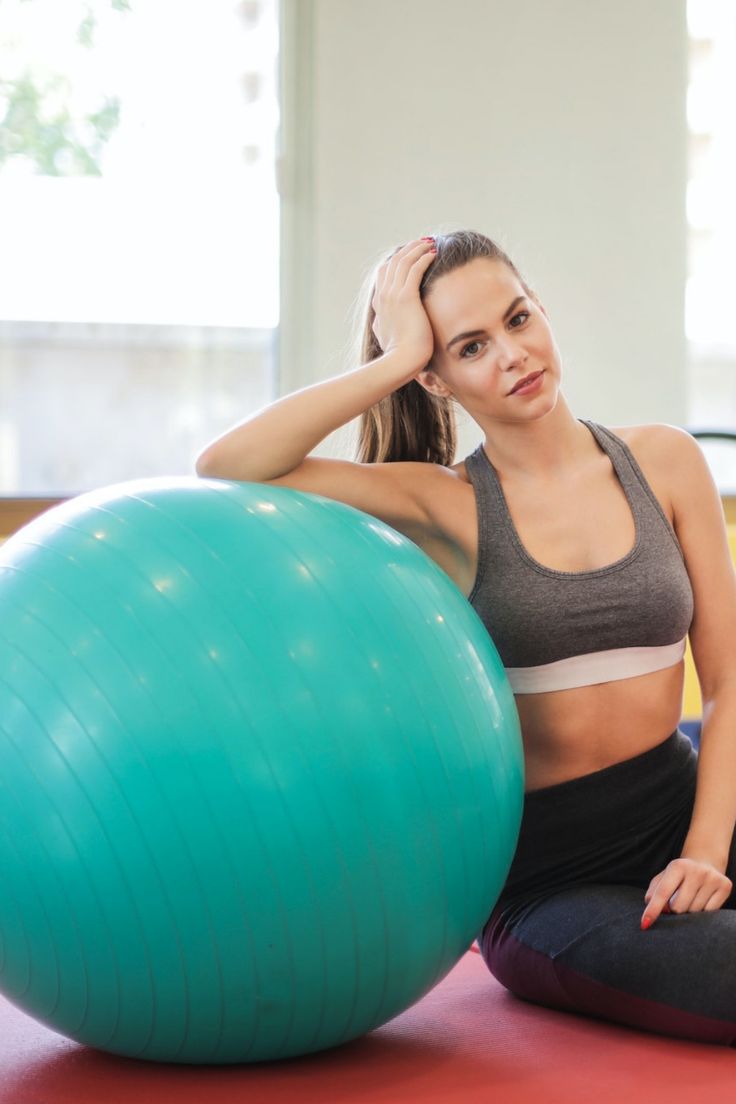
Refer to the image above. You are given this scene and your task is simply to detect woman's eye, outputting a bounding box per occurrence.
[460,312,530,357]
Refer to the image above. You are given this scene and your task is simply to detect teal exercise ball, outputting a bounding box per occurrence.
[0,476,523,1064]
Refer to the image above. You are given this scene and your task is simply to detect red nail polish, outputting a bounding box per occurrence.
[641,916,652,931]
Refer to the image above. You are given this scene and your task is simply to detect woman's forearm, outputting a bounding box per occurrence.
[681,683,736,871]
[194,349,422,482]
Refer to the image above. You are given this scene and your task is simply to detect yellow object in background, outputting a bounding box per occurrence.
[683,641,701,721]
[682,523,736,720]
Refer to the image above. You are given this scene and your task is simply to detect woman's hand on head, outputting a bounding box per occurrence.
[640,857,733,929]
[371,238,437,373]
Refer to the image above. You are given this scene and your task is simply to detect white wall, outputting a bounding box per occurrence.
[279,0,688,461]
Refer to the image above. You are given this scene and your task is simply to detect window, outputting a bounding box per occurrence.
[0,0,279,494]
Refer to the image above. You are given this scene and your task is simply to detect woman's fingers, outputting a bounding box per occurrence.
[668,881,699,913]
[642,860,733,927]
[388,245,435,298]
[642,870,683,927]
[670,870,731,913]
[370,238,437,362]
[375,239,423,282]
[689,884,719,912]
[703,887,732,910]
[379,239,435,296]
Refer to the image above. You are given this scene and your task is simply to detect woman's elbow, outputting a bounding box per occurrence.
[194,449,219,478]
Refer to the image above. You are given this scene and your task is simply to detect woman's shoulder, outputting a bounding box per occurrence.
[444,422,693,484]
[601,422,695,525]
[605,421,692,452]
[429,422,696,497]
[606,422,699,471]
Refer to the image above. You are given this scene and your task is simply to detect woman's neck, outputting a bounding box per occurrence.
[478,400,594,480]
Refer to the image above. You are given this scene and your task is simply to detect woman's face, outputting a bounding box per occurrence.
[417,257,562,422]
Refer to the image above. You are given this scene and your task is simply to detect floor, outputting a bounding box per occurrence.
[1,947,734,1104]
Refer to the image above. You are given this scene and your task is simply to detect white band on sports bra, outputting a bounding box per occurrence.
[505,636,687,694]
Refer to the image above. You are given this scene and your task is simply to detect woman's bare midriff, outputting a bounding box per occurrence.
[412,424,687,792]
[514,663,684,790]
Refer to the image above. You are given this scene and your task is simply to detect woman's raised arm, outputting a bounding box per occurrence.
[194,239,440,532]
[195,348,424,484]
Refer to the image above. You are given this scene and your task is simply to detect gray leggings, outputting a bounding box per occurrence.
[479,729,736,1044]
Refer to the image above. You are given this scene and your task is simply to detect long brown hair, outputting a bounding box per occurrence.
[353,229,527,465]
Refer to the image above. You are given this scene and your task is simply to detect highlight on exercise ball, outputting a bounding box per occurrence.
[0,476,523,1064]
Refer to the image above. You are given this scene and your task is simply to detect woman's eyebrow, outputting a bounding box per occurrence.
[445,296,528,352]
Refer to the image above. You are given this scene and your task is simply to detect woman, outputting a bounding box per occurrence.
[196,230,736,1044]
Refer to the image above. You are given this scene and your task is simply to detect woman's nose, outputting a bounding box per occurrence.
[495,337,528,371]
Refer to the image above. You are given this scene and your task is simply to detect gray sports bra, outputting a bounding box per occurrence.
[463,419,694,694]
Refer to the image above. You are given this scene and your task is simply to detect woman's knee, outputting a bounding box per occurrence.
[481,887,736,1044]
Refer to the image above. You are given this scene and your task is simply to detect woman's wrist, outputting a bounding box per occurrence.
[371,346,431,388]
[680,836,731,874]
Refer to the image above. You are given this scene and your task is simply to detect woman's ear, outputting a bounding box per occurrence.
[416,366,454,400]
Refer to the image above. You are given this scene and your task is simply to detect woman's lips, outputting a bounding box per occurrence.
[509,370,544,396]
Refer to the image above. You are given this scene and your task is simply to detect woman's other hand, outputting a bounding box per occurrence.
[640,857,733,929]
